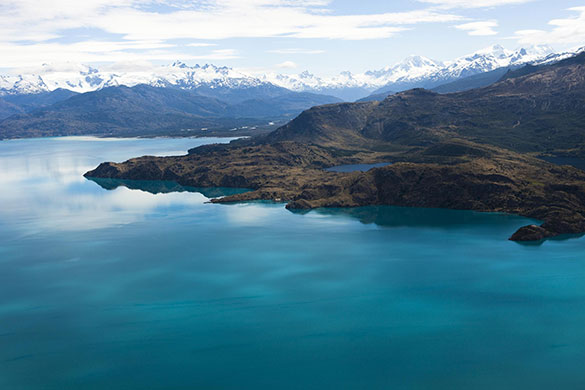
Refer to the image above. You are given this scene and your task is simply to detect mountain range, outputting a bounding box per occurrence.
[0,84,341,138]
[1,44,584,139]
[1,44,582,103]
[264,45,584,100]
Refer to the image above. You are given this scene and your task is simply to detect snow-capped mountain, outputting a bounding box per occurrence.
[258,70,377,101]
[267,70,381,92]
[278,44,557,97]
[257,56,446,100]
[261,45,559,98]
[0,61,269,97]
[105,61,267,92]
[0,44,578,101]
[364,55,444,83]
[0,74,49,95]
[532,46,585,66]
[425,44,554,84]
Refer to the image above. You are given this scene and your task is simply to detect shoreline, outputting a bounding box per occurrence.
[83,139,585,242]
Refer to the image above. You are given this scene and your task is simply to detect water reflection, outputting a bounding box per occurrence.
[0,137,237,233]
[325,162,392,172]
[88,177,251,198]
[540,156,585,171]
[301,205,541,231]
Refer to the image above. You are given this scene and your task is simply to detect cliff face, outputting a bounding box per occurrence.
[86,53,585,242]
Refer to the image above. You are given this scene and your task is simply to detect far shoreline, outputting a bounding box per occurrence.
[0,134,248,142]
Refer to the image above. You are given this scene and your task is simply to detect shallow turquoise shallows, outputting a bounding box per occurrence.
[1,137,585,390]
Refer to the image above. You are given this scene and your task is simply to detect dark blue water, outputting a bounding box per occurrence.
[1,137,585,390]
[325,162,391,172]
[541,156,585,171]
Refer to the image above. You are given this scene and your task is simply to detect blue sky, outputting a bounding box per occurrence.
[1,0,584,75]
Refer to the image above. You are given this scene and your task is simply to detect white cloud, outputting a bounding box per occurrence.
[0,1,462,42]
[0,41,239,68]
[269,48,325,54]
[276,61,298,69]
[186,43,218,47]
[418,0,534,9]
[204,49,240,59]
[0,1,461,42]
[455,20,498,36]
[0,0,465,66]
[514,6,585,46]
[88,7,459,41]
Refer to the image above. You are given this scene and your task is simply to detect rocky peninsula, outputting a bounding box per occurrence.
[86,53,585,241]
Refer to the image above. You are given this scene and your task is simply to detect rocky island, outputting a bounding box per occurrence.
[86,53,585,242]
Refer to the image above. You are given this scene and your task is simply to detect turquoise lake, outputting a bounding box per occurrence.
[1,137,585,389]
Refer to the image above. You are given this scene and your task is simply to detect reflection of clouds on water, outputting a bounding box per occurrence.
[0,179,210,232]
[301,211,354,227]
[0,137,236,233]
[225,203,278,226]
[0,156,88,184]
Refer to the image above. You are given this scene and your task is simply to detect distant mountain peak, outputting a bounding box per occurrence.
[393,55,443,74]
[521,44,554,55]
[481,44,506,56]
[401,55,441,66]
[171,60,188,68]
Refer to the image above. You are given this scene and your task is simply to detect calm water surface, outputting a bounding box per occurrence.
[325,162,392,172]
[1,137,585,390]
[541,156,585,171]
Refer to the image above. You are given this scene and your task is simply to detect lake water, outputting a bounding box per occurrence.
[541,156,585,171]
[1,137,585,389]
[325,162,392,172]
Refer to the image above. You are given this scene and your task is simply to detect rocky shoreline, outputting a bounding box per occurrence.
[85,139,585,242]
[85,53,585,242]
